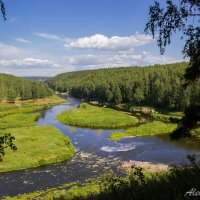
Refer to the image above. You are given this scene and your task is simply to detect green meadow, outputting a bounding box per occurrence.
[110,121,177,140]
[0,95,67,129]
[0,112,40,129]
[0,126,75,172]
[150,112,183,122]
[0,95,75,172]
[56,103,139,129]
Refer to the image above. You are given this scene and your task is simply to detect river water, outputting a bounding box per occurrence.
[0,96,200,197]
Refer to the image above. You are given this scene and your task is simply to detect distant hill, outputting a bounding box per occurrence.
[22,77,51,81]
[0,73,53,102]
[48,62,200,111]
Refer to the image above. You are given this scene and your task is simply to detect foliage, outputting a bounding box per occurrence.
[0,133,17,161]
[0,0,5,20]
[56,103,138,129]
[5,158,200,200]
[110,121,177,140]
[0,73,53,102]
[48,62,200,111]
[171,104,200,139]
[145,0,200,138]
[145,0,200,82]
[0,126,75,172]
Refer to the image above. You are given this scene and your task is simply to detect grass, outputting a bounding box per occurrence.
[0,112,40,129]
[0,95,67,129]
[150,112,183,122]
[19,95,66,106]
[56,103,139,129]
[0,95,67,118]
[110,121,177,140]
[0,126,75,172]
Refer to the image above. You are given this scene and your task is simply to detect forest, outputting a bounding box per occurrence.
[0,73,53,102]
[48,62,200,111]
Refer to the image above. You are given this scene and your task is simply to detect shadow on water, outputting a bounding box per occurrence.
[0,95,199,197]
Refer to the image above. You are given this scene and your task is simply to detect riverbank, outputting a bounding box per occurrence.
[56,103,139,129]
[0,126,75,172]
[110,121,177,140]
[4,162,200,200]
[0,95,75,172]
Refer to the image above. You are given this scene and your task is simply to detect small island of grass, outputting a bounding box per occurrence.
[0,126,75,172]
[56,103,139,129]
[110,121,177,140]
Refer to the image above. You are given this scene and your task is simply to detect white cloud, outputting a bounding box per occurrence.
[15,38,31,44]
[35,32,68,42]
[65,51,180,70]
[0,42,21,58]
[0,58,59,68]
[64,34,153,51]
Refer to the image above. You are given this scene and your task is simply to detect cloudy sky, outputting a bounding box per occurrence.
[0,0,185,77]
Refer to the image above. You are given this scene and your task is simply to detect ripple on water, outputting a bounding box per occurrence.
[101,142,144,152]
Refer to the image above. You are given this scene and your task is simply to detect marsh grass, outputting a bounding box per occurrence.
[0,126,75,172]
[57,103,139,129]
[110,121,177,140]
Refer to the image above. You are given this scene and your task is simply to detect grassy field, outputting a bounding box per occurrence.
[56,103,139,129]
[0,95,66,118]
[150,112,183,122]
[0,95,75,171]
[0,126,75,172]
[0,95,67,129]
[110,121,177,140]
[0,112,40,129]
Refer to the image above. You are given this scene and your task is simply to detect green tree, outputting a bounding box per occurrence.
[114,86,122,104]
[0,133,17,161]
[145,0,200,82]
[7,88,16,102]
[145,0,200,138]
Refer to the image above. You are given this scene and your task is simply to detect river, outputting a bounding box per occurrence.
[0,96,200,197]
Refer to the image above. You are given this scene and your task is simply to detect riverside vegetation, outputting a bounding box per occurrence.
[0,74,75,171]
[1,63,200,199]
[48,62,200,112]
[4,155,200,200]
[57,103,138,129]
[49,62,200,140]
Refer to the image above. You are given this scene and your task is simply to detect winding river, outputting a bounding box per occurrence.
[0,96,200,197]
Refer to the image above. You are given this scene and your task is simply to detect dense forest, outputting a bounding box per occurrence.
[48,62,200,111]
[0,73,53,102]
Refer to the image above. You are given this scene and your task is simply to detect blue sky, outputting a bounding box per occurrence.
[0,0,185,76]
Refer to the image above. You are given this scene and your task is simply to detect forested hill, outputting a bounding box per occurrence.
[0,73,53,102]
[48,62,200,111]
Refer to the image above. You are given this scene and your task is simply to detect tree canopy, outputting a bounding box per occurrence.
[0,73,53,102]
[48,62,200,112]
[145,0,200,82]
[145,0,200,138]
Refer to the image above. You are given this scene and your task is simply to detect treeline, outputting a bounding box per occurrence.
[0,73,53,102]
[48,62,200,111]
